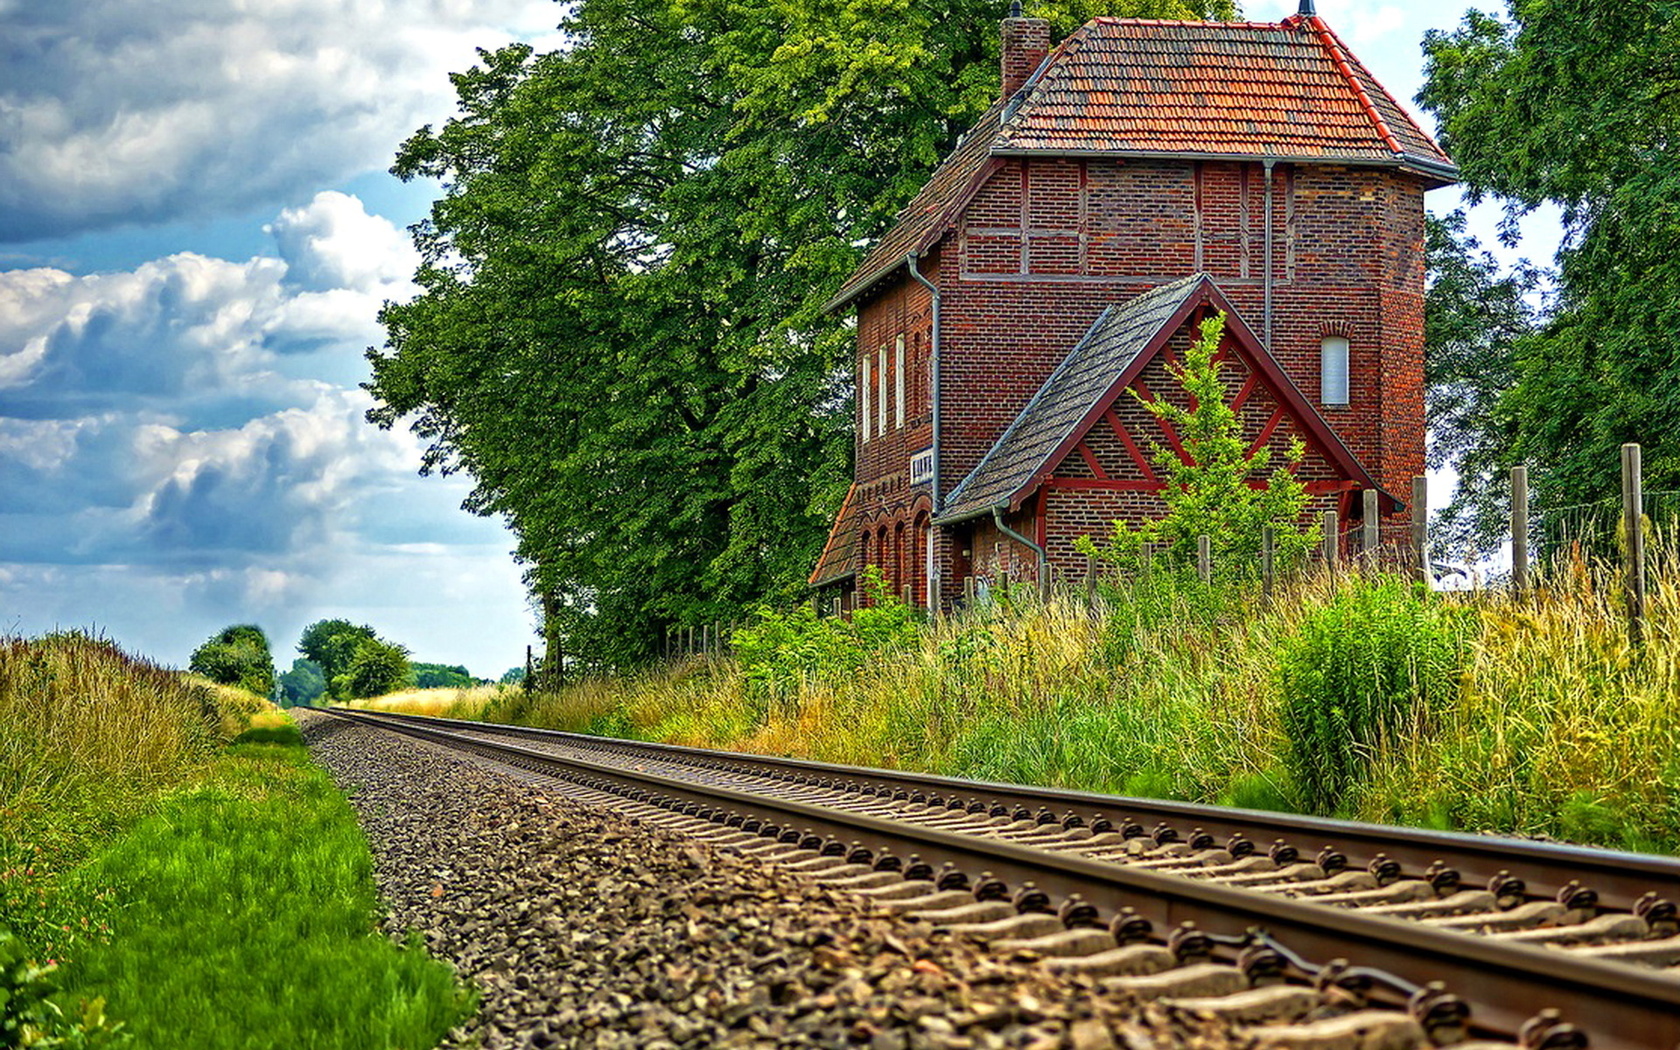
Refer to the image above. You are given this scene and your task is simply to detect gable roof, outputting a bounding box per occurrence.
[937,273,1393,524]
[825,13,1455,312]
[993,16,1452,170]
[808,483,862,588]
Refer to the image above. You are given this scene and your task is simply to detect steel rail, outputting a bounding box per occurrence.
[348,708,1680,914]
[325,708,1680,1050]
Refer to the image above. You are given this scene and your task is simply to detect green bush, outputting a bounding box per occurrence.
[1278,575,1473,812]
[732,569,921,705]
[187,625,274,698]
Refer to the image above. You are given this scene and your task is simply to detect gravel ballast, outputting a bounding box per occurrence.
[299,712,1239,1050]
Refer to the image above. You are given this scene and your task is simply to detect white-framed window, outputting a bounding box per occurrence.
[877,345,889,434]
[861,357,872,442]
[895,334,906,428]
[1321,335,1350,406]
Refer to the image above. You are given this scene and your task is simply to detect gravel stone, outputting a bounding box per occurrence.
[299,712,1243,1050]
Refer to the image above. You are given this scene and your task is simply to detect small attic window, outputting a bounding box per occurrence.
[1321,335,1350,406]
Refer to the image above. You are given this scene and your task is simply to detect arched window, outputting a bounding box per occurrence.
[1321,335,1350,406]
[914,512,932,608]
[894,521,907,597]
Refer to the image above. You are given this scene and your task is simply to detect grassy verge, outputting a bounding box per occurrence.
[374,555,1680,856]
[1,633,471,1048]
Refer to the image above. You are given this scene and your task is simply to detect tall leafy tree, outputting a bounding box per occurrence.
[367,0,1236,668]
[1419,1,1680,535]
[1423,211,1542,554]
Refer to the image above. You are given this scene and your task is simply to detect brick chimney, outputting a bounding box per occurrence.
[1001,5,1051,102]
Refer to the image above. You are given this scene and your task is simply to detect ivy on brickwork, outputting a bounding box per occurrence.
[1077,313,1319,575]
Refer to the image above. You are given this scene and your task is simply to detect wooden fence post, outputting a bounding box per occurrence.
[963,575,975,607]
[1411,475,1429,585]
[1323,508,1339,577]
[1362,488,1380,562]
[1085,554,1098,611]
[1261,526,1275,598]
[525,644,535,689]
[1039,562,1053,601]
[1141,542,1155,573]
[1197,534,1212,583]
[1623,443,1646,646]
[902,584,913,607]
[1511,464,1529,600]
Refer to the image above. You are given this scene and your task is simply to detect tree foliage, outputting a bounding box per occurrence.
[1419,0,1680,533]
[344,639,413,700]
[188,624,275,698]
[412,662,478,689]
[1078,314,1318,574]
[276,658,327,708]
[367,0,1237,668]
[1422,211,1542,554]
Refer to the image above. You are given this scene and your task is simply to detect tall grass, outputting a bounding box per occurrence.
[366,552,1680,854]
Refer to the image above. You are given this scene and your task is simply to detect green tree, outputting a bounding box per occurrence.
[188,624,275,697]
[412,663,475,689]
[1423,211,1542,555]
[367,0,1237,669]
[297,619,377,700]
[1079,313,1318,573]
[276,658,327,707]
[343,639,413,700]
[1419,1,1680,527]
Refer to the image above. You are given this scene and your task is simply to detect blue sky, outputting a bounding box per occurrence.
[0,0,1547,677]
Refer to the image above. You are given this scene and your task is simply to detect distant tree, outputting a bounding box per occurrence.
[499,666,526,686]
[276,658,327,707]
[1078,313,1318,573]
[297,619,378,701]
[343,638,413,699]
[189,624,275,697]
[412,662,475,689]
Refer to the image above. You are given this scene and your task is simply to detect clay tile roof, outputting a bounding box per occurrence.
[826,14,1454,312]
[808,483,862,587]
[938,274,1205,523]
[995,15,1453,172]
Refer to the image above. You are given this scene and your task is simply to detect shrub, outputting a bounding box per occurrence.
[1277,575,1473,812]
[341,639,412,700]
[732,569,921,705]
[187,625,275,698]
[0,925,128,1048]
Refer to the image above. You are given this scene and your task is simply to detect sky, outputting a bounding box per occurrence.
[0,0,1548,677]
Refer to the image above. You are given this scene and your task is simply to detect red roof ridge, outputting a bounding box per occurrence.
[1305,15,1403,155]
[1088,16,1297,29]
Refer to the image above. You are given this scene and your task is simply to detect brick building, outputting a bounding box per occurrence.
[809,0,1457,609]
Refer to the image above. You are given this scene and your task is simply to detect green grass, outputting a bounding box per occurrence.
[371,552,1680,858]
[1,633,472,1049]
[54,740,470,1050]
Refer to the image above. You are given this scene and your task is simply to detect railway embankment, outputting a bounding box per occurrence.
[363,563,1680,857]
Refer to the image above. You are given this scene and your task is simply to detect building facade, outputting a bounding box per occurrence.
[810,2,1456,609]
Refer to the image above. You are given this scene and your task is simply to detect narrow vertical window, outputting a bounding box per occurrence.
[877,345,888,434]
[1321,335,1350,406]
[895,334,906,428]
[861,357,872,441]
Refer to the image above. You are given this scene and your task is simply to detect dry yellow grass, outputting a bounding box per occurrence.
[345,683,509,719]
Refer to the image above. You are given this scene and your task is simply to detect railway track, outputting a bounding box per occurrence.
[324,708,1680,1050]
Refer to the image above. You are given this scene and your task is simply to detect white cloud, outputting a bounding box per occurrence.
[0,192,414,418]
[0,0,561,242]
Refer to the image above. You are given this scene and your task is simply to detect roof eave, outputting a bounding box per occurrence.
[989,146,1457,184]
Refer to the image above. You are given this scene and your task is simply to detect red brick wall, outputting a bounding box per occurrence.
[843,155,1431,604]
